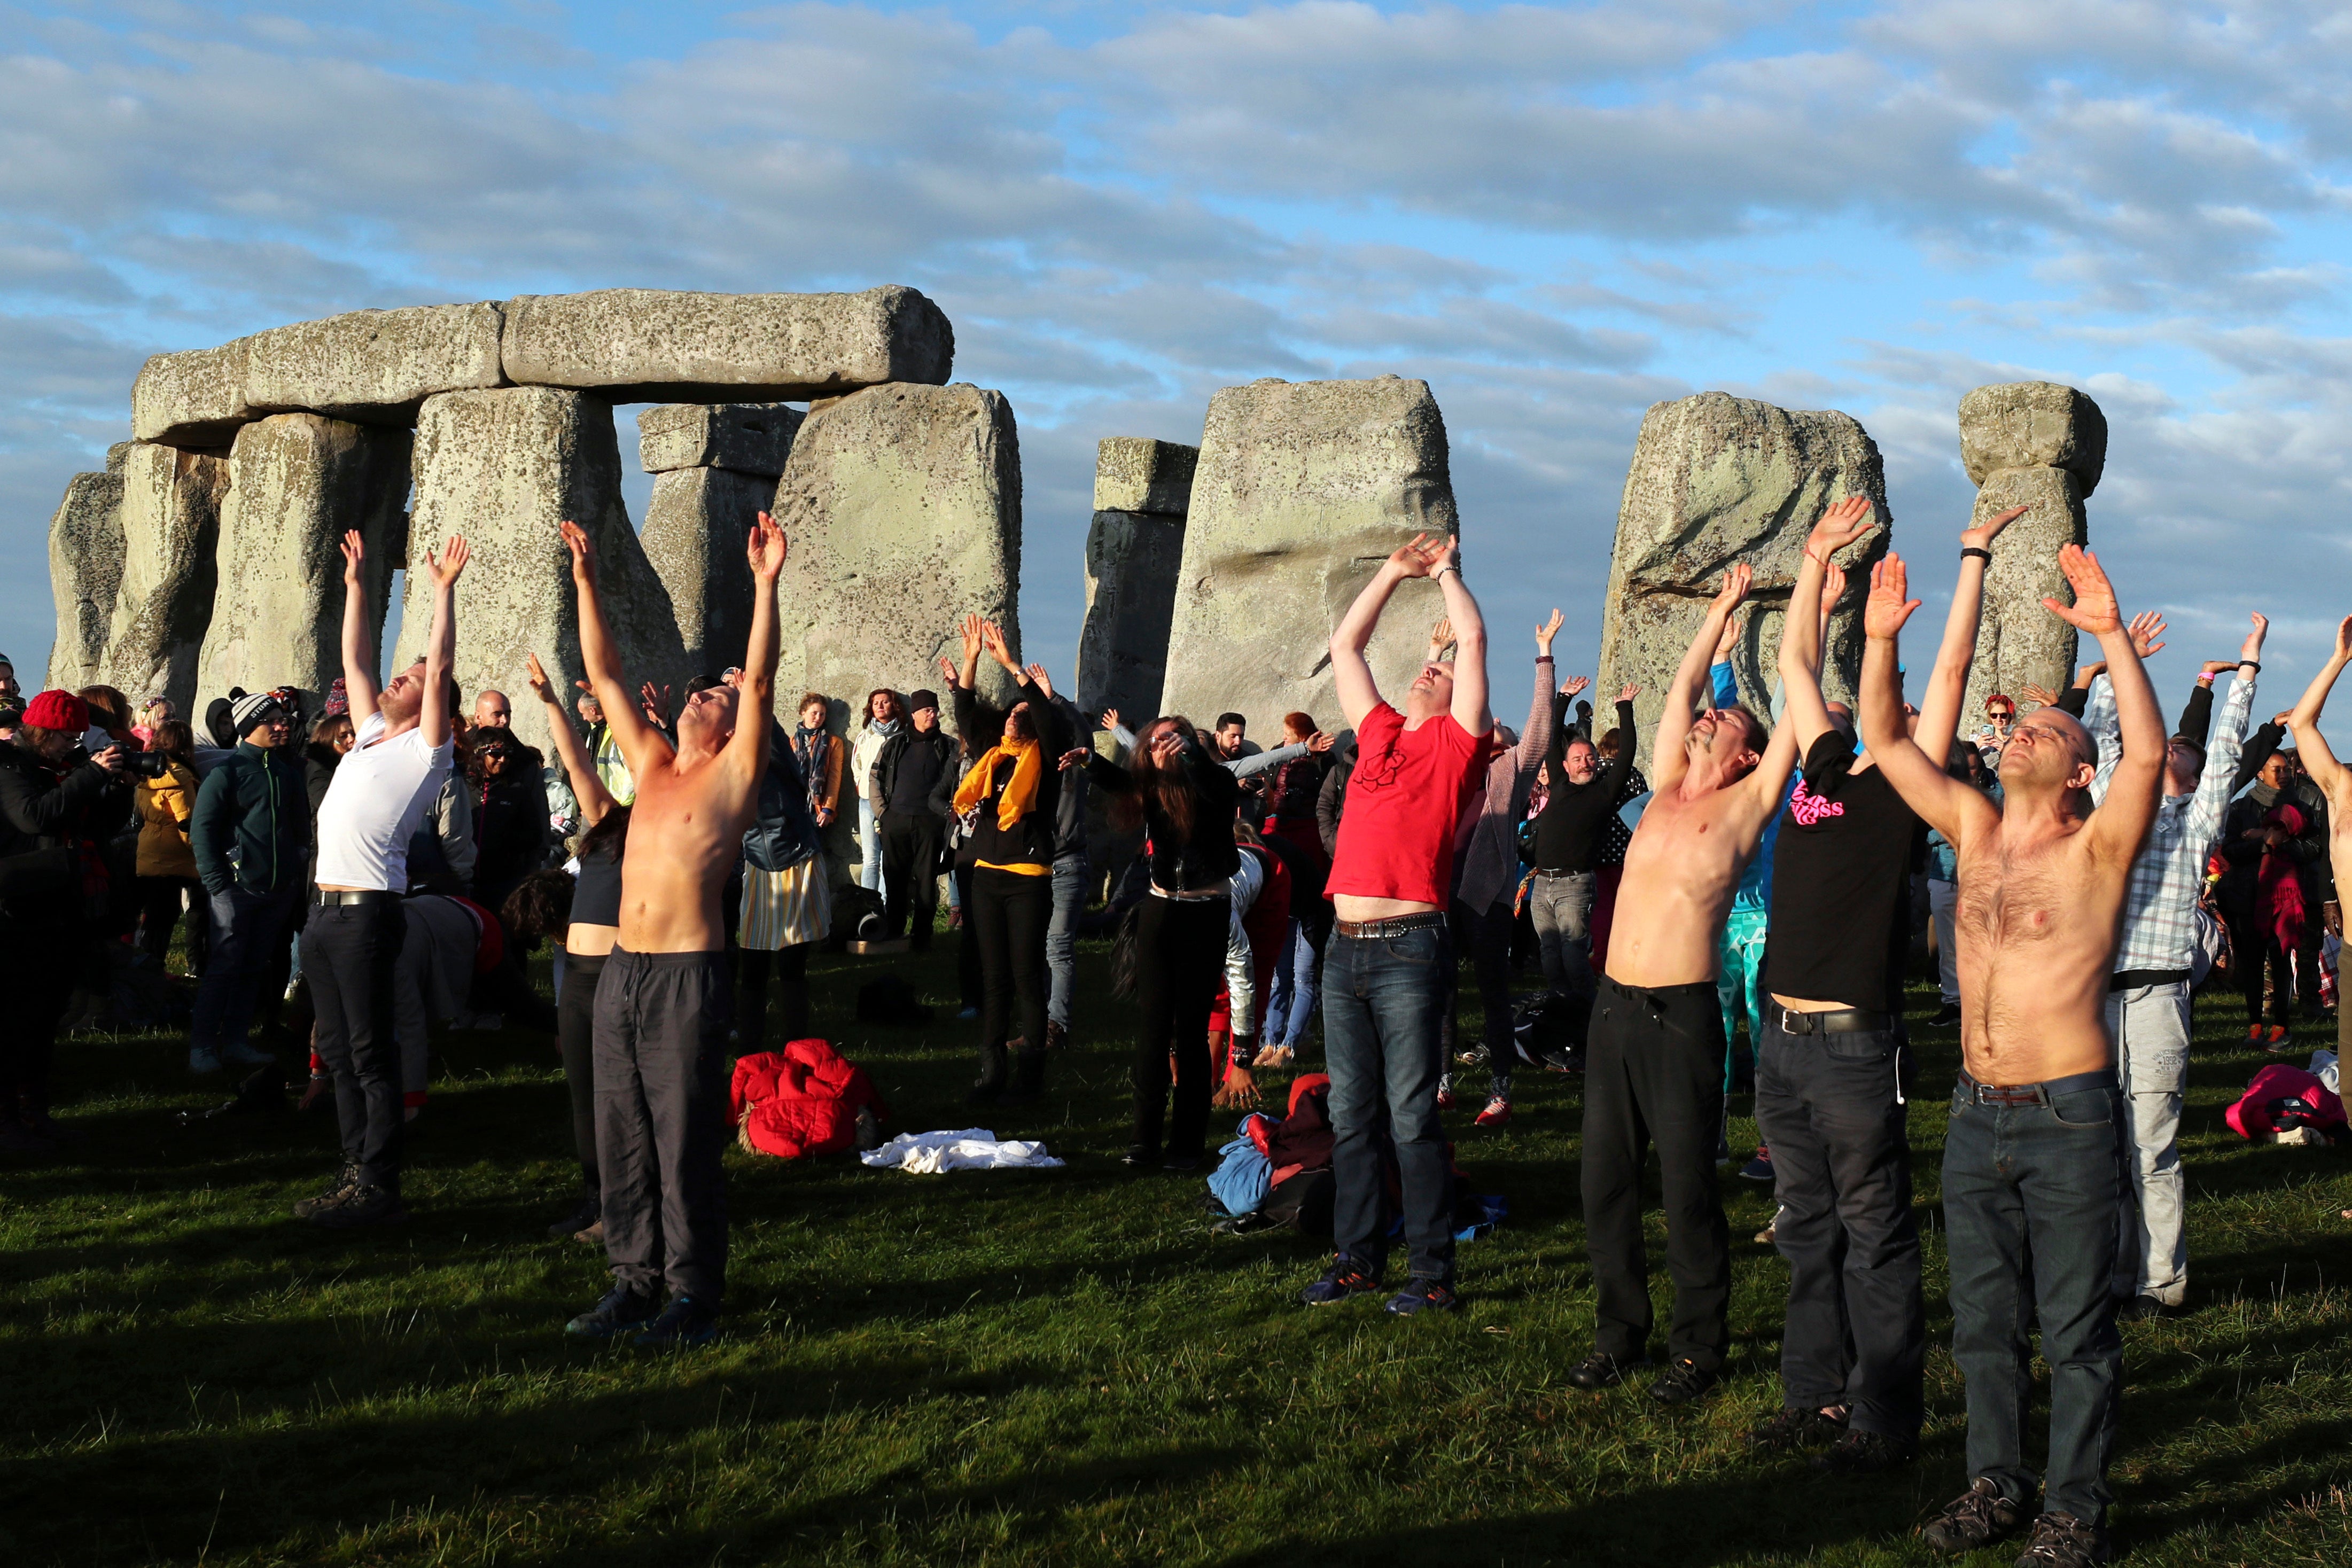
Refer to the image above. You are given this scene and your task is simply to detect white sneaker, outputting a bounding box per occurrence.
[189,1047,223,1075]
[222,1040,275,1067]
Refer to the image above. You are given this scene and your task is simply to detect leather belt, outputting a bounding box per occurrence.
[2110,968,2191,992]
[1958,1068,2115,1106]
[316,888,396,906]
[1334,912,1447,940]
[1774,1006,1892,1036]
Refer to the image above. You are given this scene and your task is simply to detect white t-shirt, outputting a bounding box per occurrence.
[314,711,456,893]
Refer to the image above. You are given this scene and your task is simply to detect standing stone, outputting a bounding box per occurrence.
[502,286,954,404]
[197,414,411,707]
[1076,438,1196,721]
[638,403,805,477]
[643,467,773,678]
[131,340,253,448]
[1596,392,1890,738]
[1159,377,1456,734]
[44,461,128,693]
[393,387,686,760]
[1956,384,2104,725]
[243,302,506,425]
[97,442,232,712]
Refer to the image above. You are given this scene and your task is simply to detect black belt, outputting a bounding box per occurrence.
[2110,968,2191,992]
[1333,911,1446,940]
[1957,1068,2115,1106]
[1534,867,1590,879]
[316,888,397,907]
[1774,1006,1892,1036]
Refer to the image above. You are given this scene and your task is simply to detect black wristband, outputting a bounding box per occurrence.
[2242,660,2261,673]
[1960,547,1992,563]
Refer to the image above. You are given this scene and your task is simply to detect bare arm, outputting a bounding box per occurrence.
[559,520,668,777]
[1653,564,1751,794]
[1858,552,1992,845]
[1436,543,1491,735]
[1329,534,1450,730]
[2289,613,2352,804]
[418,534,469,749]
[1522,611,1561,767]
[1913,504,2028,767]
[2049,547,2164,862]
[1779,497,1874,755]
[723,513,788,789]
[525,651,614,827]
[337,531,382,727]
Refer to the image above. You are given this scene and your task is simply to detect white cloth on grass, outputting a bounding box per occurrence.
[860,1128,1065,1174]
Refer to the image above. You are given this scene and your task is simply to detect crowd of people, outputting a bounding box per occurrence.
[2,495,2342,1568]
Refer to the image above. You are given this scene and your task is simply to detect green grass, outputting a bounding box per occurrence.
[4,931,2350,1566]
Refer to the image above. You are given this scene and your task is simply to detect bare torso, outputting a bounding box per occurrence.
[618,752,757,953]
[1952,810,2127,1084]
[567,923,617,958]
[1609,785,1765,988]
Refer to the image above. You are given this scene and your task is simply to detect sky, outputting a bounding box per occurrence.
[5,0,2352,728]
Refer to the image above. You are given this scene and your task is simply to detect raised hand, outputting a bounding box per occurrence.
[2201,661,2238,675]
[1617,683,1641,705]
[340,529,365,584]
[1711,562,1754,617]
[639,682,673,726]
[1865,555,1922,639]
[2074,661,2108,688]
[1714,609,1742,662]
[1961,503,2029,552]
[1560,674,1592,699]
[1024,662,1055,701]
[1099,707,1121,734]
[525,652,557,706]
[2126,610,2167,660]
[937,656,961,690]
[1056,747,1091,771]
[1389,533,1453,580]
[2044,545,2120,636]
[1806,495,1876,559]
[2331,613,2351,665]
[1428,614,1455,654]
[746,511,788,581]
[2020,683,2060,709]
[959,612,986,662]
[980,619,1016,670]
[427,534,471,588]
[1536,608,1563,654]
[1308,730,1336,753]
[558,520,596,582]
[1821,561,1848,614]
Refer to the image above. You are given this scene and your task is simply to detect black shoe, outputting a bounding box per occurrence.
[565,1283,660,1340]
[1930,1003,1962,1027]
[2012,1511,2108,1566]
[1921,1479,2031,1557]
[1384,1277,1459,1316]
[999,1049,1047,1105]
[308,1182,406,1229]
[1299,1256,1382,1306]
[1122,1144,1158,1167]
[1648,1356,1717,1406]
[634,1294,719,1349]
[1564,1350,1648,1390]
[292,1161,360,1220]
[1814,1429,1917,1476]
[547,1195,600,1240]
[1162,1153,1202,1173]
[2115,1293,2172,1322]
[1748,1405,1847,1451]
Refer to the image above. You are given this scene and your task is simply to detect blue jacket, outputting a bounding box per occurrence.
[191,741,309,896]
[742,719,820,874]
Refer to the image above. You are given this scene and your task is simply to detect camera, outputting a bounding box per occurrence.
[117,750,172,779]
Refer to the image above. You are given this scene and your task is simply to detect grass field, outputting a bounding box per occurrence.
[4,929,2350,1567]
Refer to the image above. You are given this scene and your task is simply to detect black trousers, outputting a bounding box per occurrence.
[1582,975,1732,1371]
[735,945,810,1056]
[972,867,1051,1054]
[955,864,982,1009]
[0,926,77,1112]
[594,947,732,1304]
[1440,898,1518,1065]
[301,895,407,1190]
[557,950,608,1196]
[137,875,207,973]
[1754,1016,1925,1437]
[881,810,942,948]
[1131,894,1231,1158]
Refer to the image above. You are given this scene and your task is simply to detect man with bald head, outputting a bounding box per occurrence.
[1858,543,2164,1567]
[473,690,512,730]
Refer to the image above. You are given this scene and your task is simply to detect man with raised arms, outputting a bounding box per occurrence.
[2287,612,2352,1067]
[1857,544,2163,1568]
[1568,563,1801,1406]
[559,512,788,1349]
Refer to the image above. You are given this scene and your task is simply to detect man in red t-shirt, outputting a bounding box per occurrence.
[1300,532,1499,1316]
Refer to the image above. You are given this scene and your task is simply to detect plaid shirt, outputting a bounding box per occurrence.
[2083,669,2255,974]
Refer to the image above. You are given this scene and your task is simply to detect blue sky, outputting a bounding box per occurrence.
[6,1,2352,724]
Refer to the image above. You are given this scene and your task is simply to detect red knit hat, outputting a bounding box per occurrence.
[21,689,89,732]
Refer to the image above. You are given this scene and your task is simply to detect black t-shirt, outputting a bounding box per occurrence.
[1765,730,1918,1015]
[1534,699,1637,874]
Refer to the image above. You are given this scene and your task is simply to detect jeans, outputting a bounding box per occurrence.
[302,895,407,1190]
[858,795,887,899]
[1261,917,1323,1052]
[2105,981,2191,1306]
[1529,870,1597,999]
[1046,852,1086,1029]
[193,883,303,1054]
[1325,923,1455,1283]
[1754,1017,1924,1438]
[1943,1073,2125,1526]
[1928,879,1959,1006]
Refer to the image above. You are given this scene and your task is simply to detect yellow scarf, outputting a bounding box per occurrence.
[953,737,1042,832]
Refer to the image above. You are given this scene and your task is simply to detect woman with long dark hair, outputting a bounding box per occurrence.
[1088,714,1241,1168]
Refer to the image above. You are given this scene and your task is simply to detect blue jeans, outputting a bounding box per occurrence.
[1323,923,1454,1283]
[858,795,887,899]
[1261,917,1322,1051]
[1943,1073,2126,1525]
[1047,852,1086,1029]
[192,883,302,1053]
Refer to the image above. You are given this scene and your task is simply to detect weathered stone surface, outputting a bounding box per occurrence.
[1959,464,2090,728]
[197,414,411,706]
[502,286,953,404]
[1159,376,1456,733]
[106,441,132,474]
[131,340,252,448]
[643,467,770,677]
[637,403,805,477]
[1077,509,1187,722]
[1093,437,1198,516]
[1596,392,1890,738]
[44,469,127,692]
[97,442,231,711]
[1959,381,2107,496]
[393,387,686,760]
[244,303,505,425]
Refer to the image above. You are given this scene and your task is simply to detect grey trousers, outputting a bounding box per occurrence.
[2104,980,2191,1307]
[594,947,733,1305]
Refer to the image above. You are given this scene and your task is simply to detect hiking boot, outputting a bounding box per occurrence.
[1930,1002,1961,1026]
[1649,1357,1718,1406]
[189,1046,223,1076]
[634,1296,719,1349]
[1385,1278,1459,1316]
[565,1283,660,1340]
[1739,1145,1774,1181]
[1564,1350,1647,1390]
[1300,1256,1382,1306]
[1921,1479,2031,1556]
[1814,1429,1917,1476]
[221,1039,275,1068]
[1474,1096,1513,1128]
[2013,1511,2108,1567]
[547,1195,600,1241]
[308,1183,406,1229]
[1747,1405,1846,1452]
[292,1161,361,1219]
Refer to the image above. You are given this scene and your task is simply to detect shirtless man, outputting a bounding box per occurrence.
[2286,612,2352,1065]
[1857,544,2163,1568]
[1569,563,1801,1405]
[559,511,787,1349]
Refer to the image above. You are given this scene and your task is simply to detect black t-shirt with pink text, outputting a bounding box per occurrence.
[1765,730,1918,1016]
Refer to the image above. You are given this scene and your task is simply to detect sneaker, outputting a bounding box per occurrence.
[634,1296,719,1349]
[1385,1278,1459,1316]
[221,1039,275,1068]
[1921,1479,2030,1557]
[1649,1356,1717,1406]
[1930,1002,1961,1026]
[1814,1429,1917,1476]
[2247,1023,2264,1043]
[547,1196,601,1240]
[565,1283,660,1340]
[1739,1145,1774,1182]
[1747,1405,1846,1452]
[2013,1511,2108,1566]
[189,1046,223,1076]
[2266,1024,2289,1046]
[1474,1096,1513,1127]
[2265,1027,2297,1051]
[291,1161,361,1219]
[1299,1255,1382,1306]
[307,1182,406,1229]
[1435,1082,1457,1110]
[1564,1350,1648,1390]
